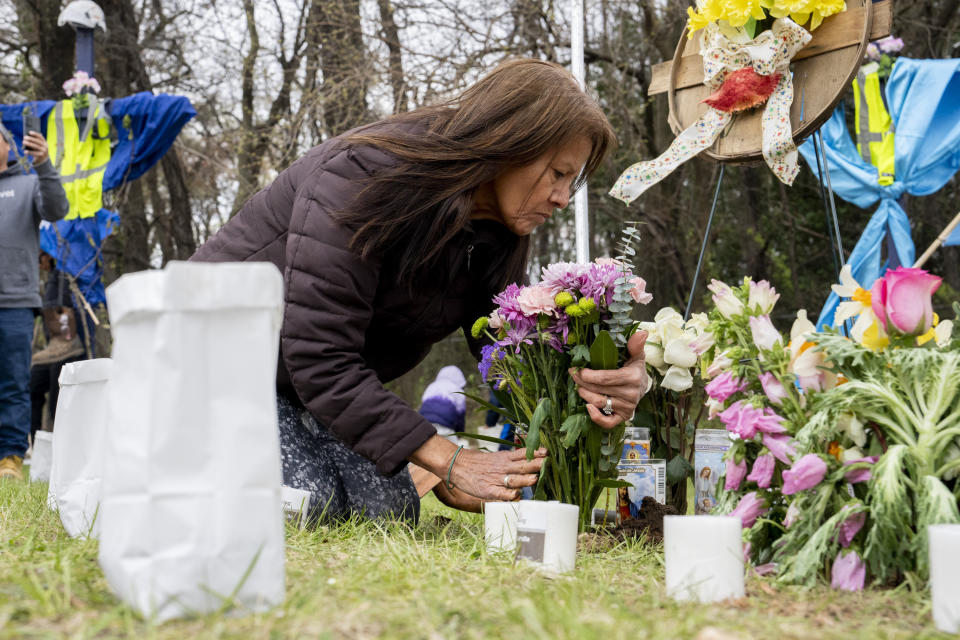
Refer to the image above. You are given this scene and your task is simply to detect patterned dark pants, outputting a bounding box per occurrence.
[277,394,420,525]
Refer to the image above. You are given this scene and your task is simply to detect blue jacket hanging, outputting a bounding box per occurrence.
[799,58,960,329]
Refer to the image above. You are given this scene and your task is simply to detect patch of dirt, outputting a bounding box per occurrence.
[607,496,679,544]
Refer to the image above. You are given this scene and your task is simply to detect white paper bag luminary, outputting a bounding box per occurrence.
[928,524,960,633]
[516,500,578,574]
[483,501,520,553]
[664,515,745,603]
[98,261,286,621]
[47,358,113,537]
[29,431,53,483]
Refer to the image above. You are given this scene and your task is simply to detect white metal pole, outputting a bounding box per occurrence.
[570,0,589,263]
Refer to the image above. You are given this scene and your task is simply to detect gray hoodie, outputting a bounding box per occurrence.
[0,158,69,308]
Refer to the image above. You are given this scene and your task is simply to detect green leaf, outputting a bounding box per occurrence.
[491,387,520,423]
[570,344,590,366]
[666,455,694,486]
[744,16,758,38]
[526,397,551,460]
[560,413,589,448]
[589,330,618,370]
[451,432,520,448]
[460,391,518,425]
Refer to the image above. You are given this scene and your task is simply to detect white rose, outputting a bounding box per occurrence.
[661,365,693,392]
[664,332,698,368]
[644,342,666,369]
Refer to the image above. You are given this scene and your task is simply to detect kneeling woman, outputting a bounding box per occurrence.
[192,59,649,522]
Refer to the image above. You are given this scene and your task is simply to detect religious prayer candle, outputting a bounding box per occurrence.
[484,501,520,553]
[928,524,960,633]
[516,500,579,574]
[664,515,745,602]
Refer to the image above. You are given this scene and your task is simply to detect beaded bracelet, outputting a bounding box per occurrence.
[445,445,464,490]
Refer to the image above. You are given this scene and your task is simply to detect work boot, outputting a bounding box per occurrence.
[0,456,23,480]
[32,306,85,366]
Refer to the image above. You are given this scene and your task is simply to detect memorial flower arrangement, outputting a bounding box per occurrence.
[470,226,652,530]
[610,0,844,203]
[701,266,960,590]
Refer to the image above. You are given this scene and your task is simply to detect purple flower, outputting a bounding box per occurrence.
[759,372,788,405]
[831,550,866,591]
[746,454,776,489]
[720,401,762,440]
[492,283,524,322]
[579,262,621,306]
[539,262,587,294]
[754,563,777,576]
[876,35,904,54]
[730,492,768,528]
[837,509,866,548]
[725,457,747,491]
[762,433,797,465]
[497,326,535,354]
[749,315,782,351]
[782,454,828,495]
[843,456,879,484]
[705,370,747,403]
[479,345,496,383]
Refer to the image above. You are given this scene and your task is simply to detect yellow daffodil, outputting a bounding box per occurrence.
[687,7,712,36]
[760,0,812,25]
[861,320,890,351]
[832,264,884,348]
[916,314,952,347]
[720,0,767,27]
[810,0,845,30]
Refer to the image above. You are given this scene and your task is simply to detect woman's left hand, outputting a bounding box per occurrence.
[569,330,650,429]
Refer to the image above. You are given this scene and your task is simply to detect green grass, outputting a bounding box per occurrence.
[0,478,950,639]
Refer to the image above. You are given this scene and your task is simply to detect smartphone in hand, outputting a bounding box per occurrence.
[22,112,41,136]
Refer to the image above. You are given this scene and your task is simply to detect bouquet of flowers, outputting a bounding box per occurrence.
[700,266,960,590]
[775,266,959,589]
[471,227,652,530]
[635,307,711,512]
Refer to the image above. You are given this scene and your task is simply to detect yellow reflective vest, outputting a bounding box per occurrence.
[852,66,895,186]
[46,97,112,220]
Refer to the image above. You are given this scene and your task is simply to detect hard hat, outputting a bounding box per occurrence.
[57,1,107,33]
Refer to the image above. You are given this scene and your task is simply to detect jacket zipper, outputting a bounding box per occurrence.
[466,244,474,271]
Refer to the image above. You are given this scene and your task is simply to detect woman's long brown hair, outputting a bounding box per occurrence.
[332,58,617,288]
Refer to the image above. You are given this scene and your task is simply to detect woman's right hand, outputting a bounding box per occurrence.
[449,446,547,501]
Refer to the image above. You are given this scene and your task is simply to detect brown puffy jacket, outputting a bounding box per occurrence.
[192,122,518,475]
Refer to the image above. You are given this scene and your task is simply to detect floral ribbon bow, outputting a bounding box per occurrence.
[610,18,812,205]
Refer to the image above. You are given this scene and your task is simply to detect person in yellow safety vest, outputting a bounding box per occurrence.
[852,62,895,186]
[45,95,112,220]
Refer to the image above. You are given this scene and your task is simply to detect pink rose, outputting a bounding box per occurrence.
[705,370,747,403]
[870,267,942,336]
[749,315,782,351]
[730,492,767,528]
[725,457,747,491]
[831,550,866,591]
[746,454,776,489]
[517,285,558,317]
[627,276,653,304]
[759,372,788,405]
[782,454,828,495]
